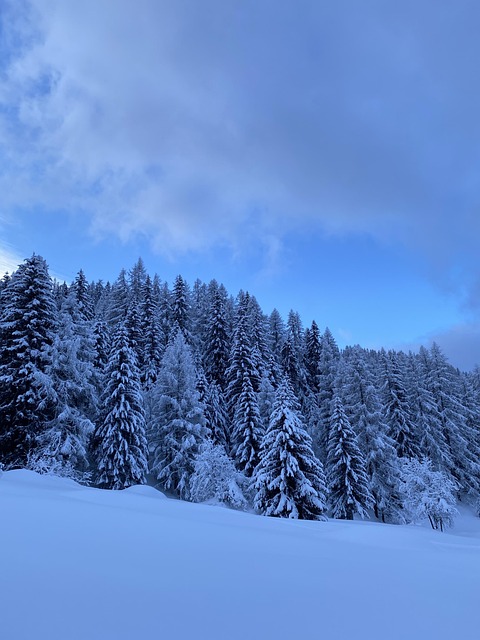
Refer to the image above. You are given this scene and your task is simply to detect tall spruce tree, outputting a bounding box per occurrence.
[326,394,373,520]
[171,275,192,343]
[151,331,206,499]
[107,269,130,328]
[304,320,322,394]
[314,328,340,462]
[340,346,402,522]
[420,343,480,498]
[254,379,327,520]
[0,255,57,468]
[139,274,164,389]
[268,308,285,365]
[231,370,263,477]
[31,291,97,480]
[203,282,231,389]
[381,350,418,459]
[71,269,94,321]
[225,308,260,418]
[92,324,148,489]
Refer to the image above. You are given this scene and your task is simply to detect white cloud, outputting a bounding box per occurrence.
[0,0,479,302]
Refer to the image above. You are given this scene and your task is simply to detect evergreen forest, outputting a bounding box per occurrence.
[1,254,478,529]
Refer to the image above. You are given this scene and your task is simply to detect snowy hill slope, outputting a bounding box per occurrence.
[1,470,479,640]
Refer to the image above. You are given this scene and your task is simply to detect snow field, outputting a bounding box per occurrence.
[1,470,479,640]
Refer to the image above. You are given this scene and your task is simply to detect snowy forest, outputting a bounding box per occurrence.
[1,254,479,530]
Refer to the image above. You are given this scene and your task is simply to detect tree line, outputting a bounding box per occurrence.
[1,254,477,529]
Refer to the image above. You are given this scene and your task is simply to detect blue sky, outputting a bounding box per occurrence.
[1,0,479,369]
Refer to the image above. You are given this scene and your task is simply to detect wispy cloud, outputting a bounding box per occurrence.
[0,241,24,275]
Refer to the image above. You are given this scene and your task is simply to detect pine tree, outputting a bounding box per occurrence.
[196,370,230,451]
[128,258,147,306]
[203,282,231,389]
[326,394,373,520]
[257,371,276,433]
[246,294,270,374]
[254,379,327,520]
[171,275,192,343]
[31,292,96,480]
[71,269,94,321]
[405,352,451,472]
[157,280,172,349]
[341,346,402,522]
[0,255,57,468]
[304,320,322,393]
[314,327,340,462]
[92,320,111,373]
[92,324,148,489]
[281,333,303,394]
[151,331,206,499]
[232,370,263,477]
[225,308,260,418]
[139,274,164,389]
[107,269,130,328]
[268,308,285,365]
[420,344,480,498]
[190,278,209,355]
[381,350,418,459]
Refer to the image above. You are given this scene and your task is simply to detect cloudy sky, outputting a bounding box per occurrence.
[1,0,479,369]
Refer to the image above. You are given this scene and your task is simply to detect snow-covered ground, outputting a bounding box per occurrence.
[2,470,479,640]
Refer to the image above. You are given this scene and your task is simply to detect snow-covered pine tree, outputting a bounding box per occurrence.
[92,280,110,319]
[0,255,57,468]
[281,333,302,394]
[313,327,340,462]
[139,274,164,389]
[157,279,172,350]
[171,275,192,343]
[196,369,230,451]
[150,331,206,499]
[419,343,480,499]
[203,282,231,389]
[231,369,263,477]
[128,258,147,306]
[405,352,451,472]
[381,350,419,459]
[279,311,308,415]
[268,308,285,366]
[257,371,276,434]
[71,269,94,321]
[92,320,111,373]
[31,291,97,480]
[304,320,322,394]
[225,305,260,418]
[106,269,130,329]
[326,394,373,520]
[92,323,148,489]
[254,379,327,520]
[340,346,402,522]
[190,278,209,355]
[245,294,270,374]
